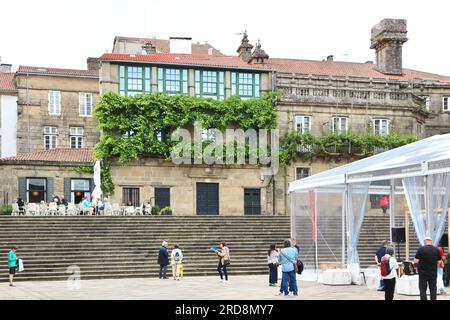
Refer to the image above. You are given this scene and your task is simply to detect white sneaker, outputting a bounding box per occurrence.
[223,280,229,283]
[275,292,283,296]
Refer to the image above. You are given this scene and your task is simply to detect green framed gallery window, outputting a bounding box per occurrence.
[194,70,225,100]
[157,68,188,95]
[119,65,151,96]
[231,72,260,99]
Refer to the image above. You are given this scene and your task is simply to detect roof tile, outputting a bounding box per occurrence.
[17,66,99,78]
[0,148,94,164]
[0,73,17,92]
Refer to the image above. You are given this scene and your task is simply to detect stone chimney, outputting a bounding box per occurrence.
[169,37,192,54]
[0,57,12,73]
[142,41,156,54]
[370,18,408,75]
[87,57,100,71]
[326,55,333,61]
[237,31,254,62]
[249,40,269,64]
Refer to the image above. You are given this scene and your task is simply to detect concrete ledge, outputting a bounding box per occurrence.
[322,269,352,285]
[397,275,445,296]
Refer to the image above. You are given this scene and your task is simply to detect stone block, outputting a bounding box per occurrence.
[322,269,352,285]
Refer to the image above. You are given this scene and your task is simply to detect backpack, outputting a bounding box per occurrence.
[174,251,181,263]
[380,256,392,276]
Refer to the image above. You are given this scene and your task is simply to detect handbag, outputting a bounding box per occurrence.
[224,259,231,266]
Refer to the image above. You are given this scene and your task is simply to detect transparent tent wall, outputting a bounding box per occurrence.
[316,191,345,269]
[291,191,316,273]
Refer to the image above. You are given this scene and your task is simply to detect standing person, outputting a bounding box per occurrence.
[380,247,399,300]
[215,242,230,283]
[277,239,299,296]
[157,241,169,279]
[60,196,68,208]
[375,240,389,291]
[267,244,279,287]
[379,195,389,215]
[414,236,442,300]
[53,195,61,206]
[16,198,25,216]
[171,244,183,281]
[436,245,446,294]
[7,246,18,287]
[81,197,91,215]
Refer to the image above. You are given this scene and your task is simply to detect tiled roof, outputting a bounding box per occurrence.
[0,73,17,92]
[99,53,272,71]
[267,58,450,82]
[113,36,223,56]
[0,148,94,164]
[17,66,99,78]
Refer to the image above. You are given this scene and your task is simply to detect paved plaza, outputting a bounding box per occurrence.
[1,275,448,300]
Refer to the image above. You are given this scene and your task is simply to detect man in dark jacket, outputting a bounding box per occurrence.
[414,236,442,300]
[158,241,169,279]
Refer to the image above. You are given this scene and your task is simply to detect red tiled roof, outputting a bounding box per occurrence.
[0,148,94,164]
[100,52,450,83]
[17,66,99,78]
[99,53,272,70]
[266,58,450,82]
[0,73,17,92]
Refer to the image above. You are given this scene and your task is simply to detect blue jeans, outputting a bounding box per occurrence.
[281,271,298,295]
[379,279,385,289]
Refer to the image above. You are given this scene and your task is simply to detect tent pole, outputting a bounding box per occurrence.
[425,175,431,239]
[314,190,318,279]
[390,179,395,256]
[405,209,410,261]
[448,208,450,253]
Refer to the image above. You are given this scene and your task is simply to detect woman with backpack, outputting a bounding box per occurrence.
[170,244,183,280]
[215,242,230,283]
[267,244,279,287]
[380,246,399,300]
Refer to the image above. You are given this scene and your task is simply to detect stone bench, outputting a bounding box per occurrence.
[397,275,445,296]
[322,269,352,285]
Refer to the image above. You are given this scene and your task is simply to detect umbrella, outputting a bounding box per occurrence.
[92,160,102,199]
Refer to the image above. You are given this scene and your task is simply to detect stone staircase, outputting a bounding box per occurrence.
[0,216,290,282]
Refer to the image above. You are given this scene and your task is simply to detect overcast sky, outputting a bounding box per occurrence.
[1,0,449,75]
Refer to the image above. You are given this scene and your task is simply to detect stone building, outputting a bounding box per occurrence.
[15,64,100,154]
[1,18,450,216]
[0,60,18,158]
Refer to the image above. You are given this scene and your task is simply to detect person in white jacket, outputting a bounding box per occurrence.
[381,247,399,300]
[170,244,183,280]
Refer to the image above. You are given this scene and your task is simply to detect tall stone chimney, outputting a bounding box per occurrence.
[370,19,408,75]
[237,31,253,62]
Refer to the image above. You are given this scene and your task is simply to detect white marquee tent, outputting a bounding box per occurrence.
[288,134,450,283]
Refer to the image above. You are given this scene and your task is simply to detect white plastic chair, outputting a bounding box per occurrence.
[103,203,112,216]
[11,203,20,216]
[58,205,67,216]
[48,202,58,216]
[125,206,135,216]
[28,203,39,216]
[111,203,121,216]
[67,203,77,215]
[38,203,48,216]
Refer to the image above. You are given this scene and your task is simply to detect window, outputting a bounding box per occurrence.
[419,95,430,111]
[374,119,389,136]
[71,179,91,204]
[195,70,225,100]
[443,97,449,112]
[122,187,140,207]
[157,68,188,95]
[79,93,93,116]
[296,168,310,180]
[332,117,348,133]
[155,187,170,210]
[231,72,260,99]
[70,127,84,149]
[48,91,61,115]
[44,127,58,150]
[27,178,46,203]
[295,115,311,133]
[119,65,151,96]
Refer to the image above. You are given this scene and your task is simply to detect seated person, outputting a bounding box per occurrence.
[80,198,92,215]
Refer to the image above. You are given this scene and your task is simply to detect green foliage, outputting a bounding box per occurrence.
[151,205,161,215]
[73,166,94,174]
[280,130,418,167]
[160,206,173,215]
[1,204,12,215]
[93,92,279,194]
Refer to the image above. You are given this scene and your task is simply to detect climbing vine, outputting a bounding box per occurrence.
[94,92,279,194]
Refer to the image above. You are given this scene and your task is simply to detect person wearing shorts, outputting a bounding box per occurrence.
[8,246,18,287]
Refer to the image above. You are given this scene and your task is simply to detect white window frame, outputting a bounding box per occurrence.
[373,119,389,136]
[295,115,311,134]
[332,117,348,133]
[70,127,84,149]
[79,93,93,117]
[443,97,450,112]
[44,126,58,150]
[48,91,61,115]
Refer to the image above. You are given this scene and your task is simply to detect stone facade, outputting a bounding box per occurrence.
[15,70,100,153]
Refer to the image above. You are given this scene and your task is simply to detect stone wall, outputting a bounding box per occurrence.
[16,74,100,153]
